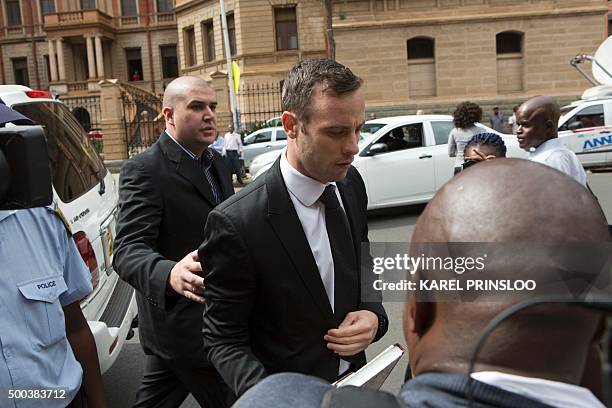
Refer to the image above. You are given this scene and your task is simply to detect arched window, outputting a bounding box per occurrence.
[72,107,92,132]
[496,31,523,54]
[407,37,434,60]
[496,31,524,93]
[406,37,436,97]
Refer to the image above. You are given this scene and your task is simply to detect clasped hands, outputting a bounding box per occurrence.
[324,310,378,356]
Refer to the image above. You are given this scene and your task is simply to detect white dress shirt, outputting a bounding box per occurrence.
[472,371,604,408]
[279,151,350,375]
[528,138,587,186]
[224,131,243,152]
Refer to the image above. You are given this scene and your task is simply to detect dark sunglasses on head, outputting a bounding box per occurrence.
[461,159,479,170]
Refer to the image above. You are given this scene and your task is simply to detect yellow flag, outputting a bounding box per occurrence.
[232,61,241,94]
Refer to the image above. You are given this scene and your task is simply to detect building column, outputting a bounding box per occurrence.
[94,36,104,78]
[56,39,66,81]
[47,40,58,81]
[86,36,96,78]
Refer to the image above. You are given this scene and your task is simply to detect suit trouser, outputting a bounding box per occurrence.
[225,150,242,182]
[132,354,228,408]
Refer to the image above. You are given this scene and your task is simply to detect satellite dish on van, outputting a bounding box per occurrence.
[593,35,612,85]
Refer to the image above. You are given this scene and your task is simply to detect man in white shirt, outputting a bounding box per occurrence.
[516,95,587,186]
[224,124,244,184]
[508,105,518,134]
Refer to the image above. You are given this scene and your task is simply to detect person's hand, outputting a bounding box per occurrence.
[324,310,378,356]
[168,250,205,303]
[465,149,496,162]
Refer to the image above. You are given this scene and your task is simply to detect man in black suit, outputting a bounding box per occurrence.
[199,59,388,399]
[113,76,233,407]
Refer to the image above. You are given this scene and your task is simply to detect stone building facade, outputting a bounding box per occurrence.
[334,0,611,117]
[176,0,611,128]
[0,0,179,95]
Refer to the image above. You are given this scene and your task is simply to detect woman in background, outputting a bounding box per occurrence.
[448,101,483,174]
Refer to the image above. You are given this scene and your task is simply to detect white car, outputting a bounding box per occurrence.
[243,126,287,170]
[265,116,282,127]
[2,85,138,374]
[253,115,527,209]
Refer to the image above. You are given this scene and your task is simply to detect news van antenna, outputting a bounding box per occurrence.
[570,35,612,86]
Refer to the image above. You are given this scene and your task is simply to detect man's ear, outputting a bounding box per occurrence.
[282,111,298,139]
[405,301,434,336]
[545,119,556,137]
[163,106,174,126]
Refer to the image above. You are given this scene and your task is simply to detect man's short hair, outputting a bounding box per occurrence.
[281,59,363,123]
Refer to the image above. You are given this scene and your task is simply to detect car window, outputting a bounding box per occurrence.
[276,129,287,140]
[559,104,604,131]
[430,121,455,145]
[243,134,255,145]
[13,101,106,203]
[362,123,384,136]
[254,131,272,143]
[375,123,424,153]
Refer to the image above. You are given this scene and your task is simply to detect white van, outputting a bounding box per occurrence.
[563,35,612,168]
[558,86,612,169]
[0,85,137,374]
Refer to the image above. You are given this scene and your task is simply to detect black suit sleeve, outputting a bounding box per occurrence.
[113,159,176,311]
[199,209,267,397]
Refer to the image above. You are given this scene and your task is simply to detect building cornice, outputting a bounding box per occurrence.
[174,0,211,15]
[334,5,609,30]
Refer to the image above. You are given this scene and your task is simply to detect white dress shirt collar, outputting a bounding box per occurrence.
[280,149,337,206]
[472,371,605,408]
[528,138,561,162]
[165,129,199,160]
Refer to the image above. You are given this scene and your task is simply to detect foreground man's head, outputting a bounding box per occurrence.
[404,159,609,385]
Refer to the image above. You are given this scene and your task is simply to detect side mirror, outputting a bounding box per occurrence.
[366,143,388,156]
[568,121,582,131]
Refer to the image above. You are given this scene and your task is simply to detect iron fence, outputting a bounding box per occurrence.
[237,82,283,132]
[121,90,164,157]
[61,95,102,132]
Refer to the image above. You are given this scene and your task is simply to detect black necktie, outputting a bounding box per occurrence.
[318,185,357,313]
[201,149,222,205]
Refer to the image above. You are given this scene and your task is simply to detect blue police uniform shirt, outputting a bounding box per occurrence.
[0,207,93,408]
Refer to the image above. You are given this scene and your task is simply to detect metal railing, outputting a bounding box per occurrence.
[60,94,102,132]
[237,82,283,131]
[119,83,164,157]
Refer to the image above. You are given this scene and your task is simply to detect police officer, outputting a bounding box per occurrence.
[0,206,107,408]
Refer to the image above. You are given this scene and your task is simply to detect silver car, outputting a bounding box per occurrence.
[243,126,287,170]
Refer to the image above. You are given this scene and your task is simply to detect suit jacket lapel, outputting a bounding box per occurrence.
[265,159,335,324]
[158,132,219,207]
[211,153,234,200]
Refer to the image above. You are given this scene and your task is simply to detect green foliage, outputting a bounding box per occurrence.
[90,138,104,155]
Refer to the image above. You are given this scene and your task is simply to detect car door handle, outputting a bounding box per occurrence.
[419,154,433,159]
[600,131,610,134]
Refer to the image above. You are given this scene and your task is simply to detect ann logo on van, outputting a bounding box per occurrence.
[583,135,612,151]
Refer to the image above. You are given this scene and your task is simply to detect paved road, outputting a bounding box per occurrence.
[104,171,612,407]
